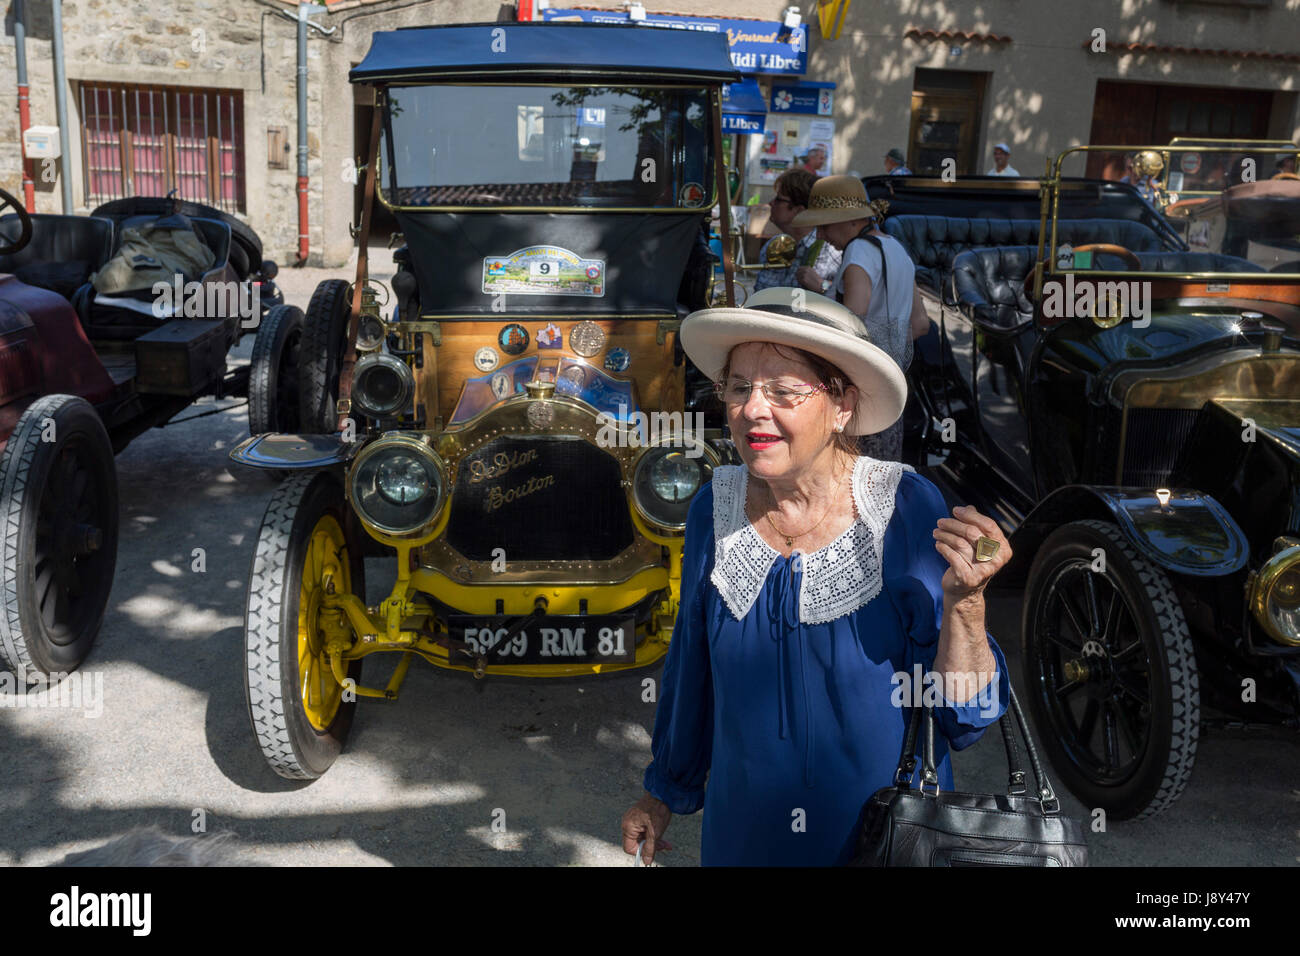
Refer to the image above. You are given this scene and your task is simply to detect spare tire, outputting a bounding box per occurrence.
[90,196,262,273]
[298,278,352,434]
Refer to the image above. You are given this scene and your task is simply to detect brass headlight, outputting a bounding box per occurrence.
[632,435,718,533]
[353,353,415,419]
[348,434,446,537]
[1249,544,1300,647]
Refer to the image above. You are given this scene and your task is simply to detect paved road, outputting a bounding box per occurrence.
[2,257,1297,866]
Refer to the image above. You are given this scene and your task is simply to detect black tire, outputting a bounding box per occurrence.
[90,196,262,269]
[298,278,352,434]
[243,471,365,779]
[248,304,304,436]
[0,395,118,676]
[1021,519,1199,820]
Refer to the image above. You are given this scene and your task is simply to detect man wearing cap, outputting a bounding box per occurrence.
[986,142,1019,177]
[620,287,1011,866]
[884,148,912,176]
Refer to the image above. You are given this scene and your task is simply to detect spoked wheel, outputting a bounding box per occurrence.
[248,304,304,436]
[0,395,118,676]
[1022,519,1198,820]
[244,471,364,779]
[298,279,352,434]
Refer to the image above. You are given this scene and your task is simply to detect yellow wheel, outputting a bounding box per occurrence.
[298,515,350,730]
[244,472,365,779]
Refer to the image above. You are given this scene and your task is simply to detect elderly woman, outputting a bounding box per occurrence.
[790,175,930,461]
[619,288,1011,866]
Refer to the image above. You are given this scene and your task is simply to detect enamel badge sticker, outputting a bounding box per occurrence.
[482,246,605,297]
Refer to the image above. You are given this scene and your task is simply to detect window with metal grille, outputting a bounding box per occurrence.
[78,82,246,213]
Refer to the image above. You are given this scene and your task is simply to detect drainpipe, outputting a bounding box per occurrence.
[296,3,310,265]
[51,0,73,214]
[14,0,35,211]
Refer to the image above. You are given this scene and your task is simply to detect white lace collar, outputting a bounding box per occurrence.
[710,455,914,625]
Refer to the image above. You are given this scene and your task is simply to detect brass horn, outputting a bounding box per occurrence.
[733,233,798,271]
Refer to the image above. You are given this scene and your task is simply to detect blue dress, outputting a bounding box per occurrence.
[643,465,1009,866]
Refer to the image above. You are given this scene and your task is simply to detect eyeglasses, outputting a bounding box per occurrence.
[713,380,830,408]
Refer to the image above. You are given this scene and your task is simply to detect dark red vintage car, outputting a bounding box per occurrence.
[0,187,297,677]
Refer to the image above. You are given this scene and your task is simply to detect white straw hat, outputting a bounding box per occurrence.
[680,287,908,435]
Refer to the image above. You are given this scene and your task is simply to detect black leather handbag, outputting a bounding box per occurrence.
[852,684,1089,867]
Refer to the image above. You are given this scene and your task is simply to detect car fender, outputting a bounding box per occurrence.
[1002,484,1250,585]
[228,432,359,472]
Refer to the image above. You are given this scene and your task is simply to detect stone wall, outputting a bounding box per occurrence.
[5,0,1298,268]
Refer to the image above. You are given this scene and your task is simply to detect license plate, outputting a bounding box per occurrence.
[447,615,636,664]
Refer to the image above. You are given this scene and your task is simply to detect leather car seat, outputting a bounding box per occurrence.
[951,246,1037,329]
[0,214,115,301]
[884,215,1169,303]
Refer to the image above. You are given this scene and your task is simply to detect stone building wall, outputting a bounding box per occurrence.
[5,0,1298,268]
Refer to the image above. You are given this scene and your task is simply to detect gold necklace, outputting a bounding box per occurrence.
[759,468,848,548]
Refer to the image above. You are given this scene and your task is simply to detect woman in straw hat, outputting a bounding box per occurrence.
[620,288,1011,866]
[790,174,930,461]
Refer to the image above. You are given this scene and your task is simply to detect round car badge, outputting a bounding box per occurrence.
[569,320,606,357]
[498,323,529,355]
[474,346,500,372]
[604,347,631,373]
[527,401,554,429]
[680,182,706,207]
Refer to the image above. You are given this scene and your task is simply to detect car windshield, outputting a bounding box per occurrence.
[1049,146,1300,278]
[1165,139,1299,196]
[379,84,715,209]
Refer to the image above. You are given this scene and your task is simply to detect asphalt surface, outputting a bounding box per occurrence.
[1,253,1297,866]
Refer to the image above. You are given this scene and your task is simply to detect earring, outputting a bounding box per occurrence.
[834,424,844,433]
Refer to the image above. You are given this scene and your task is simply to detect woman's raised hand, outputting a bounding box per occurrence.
[931,504,1012,601]
[621,794,673,865]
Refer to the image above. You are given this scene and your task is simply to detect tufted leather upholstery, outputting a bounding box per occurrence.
[951,246,1270,332]
[0,213,115,300]
[951,246,1037,329]
[883,215,1169,300]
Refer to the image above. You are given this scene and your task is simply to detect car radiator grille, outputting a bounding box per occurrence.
[444,435,635,562]
[1121,407,1202,487]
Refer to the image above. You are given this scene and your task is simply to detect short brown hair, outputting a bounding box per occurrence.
[773,168,819,208]
[721,342,860,455]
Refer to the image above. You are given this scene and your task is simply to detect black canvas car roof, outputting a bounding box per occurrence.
[350,22,742,84]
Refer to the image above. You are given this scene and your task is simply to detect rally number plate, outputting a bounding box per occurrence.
[447,616,636,664]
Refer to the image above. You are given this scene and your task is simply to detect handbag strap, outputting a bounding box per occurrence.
[1006,683,1061,812]
[998,714,1028,795]
[891,677,1062,814]
[892,702,924,787]
[851,228,889,309]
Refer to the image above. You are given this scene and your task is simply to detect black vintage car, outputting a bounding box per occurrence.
[868,144,1300,819]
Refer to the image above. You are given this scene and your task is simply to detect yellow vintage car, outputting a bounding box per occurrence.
[229,22,742,778]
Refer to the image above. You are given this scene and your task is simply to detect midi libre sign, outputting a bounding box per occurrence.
[536,8,809,75]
